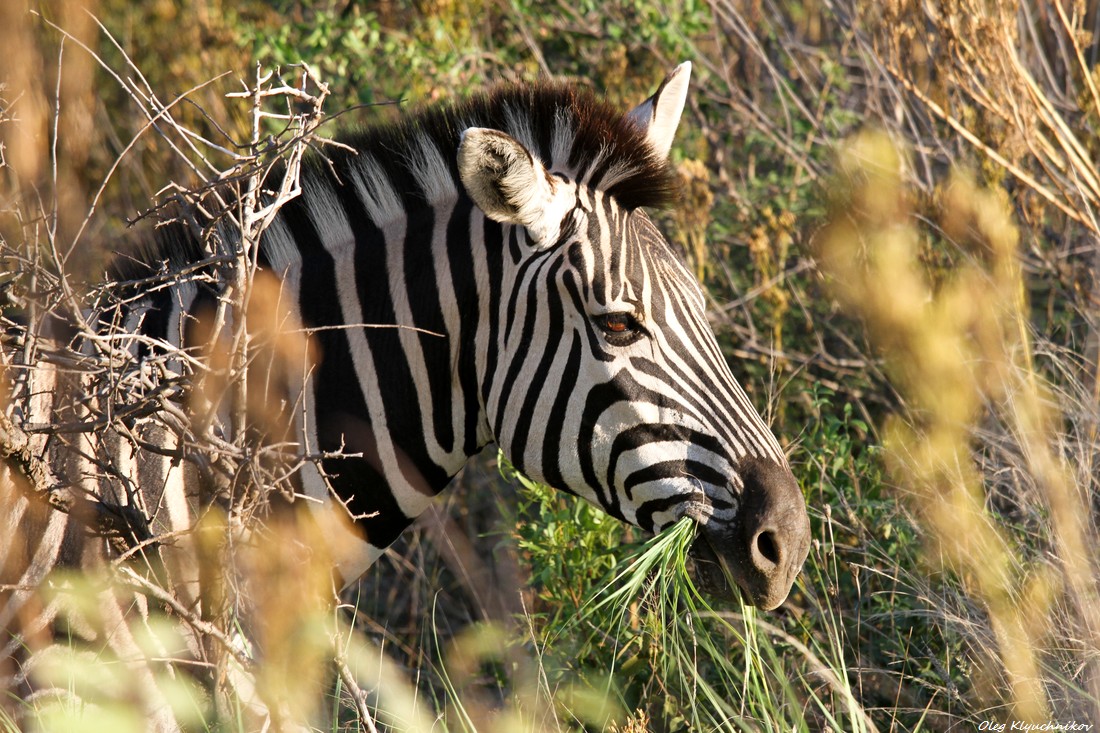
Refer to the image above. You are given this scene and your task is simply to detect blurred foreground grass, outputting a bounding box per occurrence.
[818,131,1100,720]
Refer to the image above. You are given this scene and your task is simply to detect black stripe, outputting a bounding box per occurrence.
[132,285,174,361]
[448,197,485,454]
[404,203,454,454]
[492,253,551,439]
[622,459,731,504]
[506,257,565,467]
[540,330,582,491]
[181,284,219,351]
[578,375,661,521]
[331,181,450,493]
[627,354,746,456]
[320,448,410,549]
[635,492,708,533]
[561,267,614,363]
[606,423,727,496]
[479,215,504,409]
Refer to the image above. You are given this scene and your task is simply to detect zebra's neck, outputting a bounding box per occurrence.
[257,160,504,576]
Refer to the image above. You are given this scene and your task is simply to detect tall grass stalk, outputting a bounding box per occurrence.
[543,515,877,731]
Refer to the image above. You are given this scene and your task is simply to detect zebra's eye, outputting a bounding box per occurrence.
[595,312,645,345]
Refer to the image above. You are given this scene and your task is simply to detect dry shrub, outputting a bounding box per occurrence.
[0,11,377,723]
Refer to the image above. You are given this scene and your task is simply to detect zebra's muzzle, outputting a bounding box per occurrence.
[687,457,810,610]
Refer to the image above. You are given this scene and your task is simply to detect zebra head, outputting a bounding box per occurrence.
[456,64,810,610]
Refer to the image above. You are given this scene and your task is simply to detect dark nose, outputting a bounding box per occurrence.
[734,456,811,609]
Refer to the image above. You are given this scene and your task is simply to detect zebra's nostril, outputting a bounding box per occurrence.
[754,529,781,569]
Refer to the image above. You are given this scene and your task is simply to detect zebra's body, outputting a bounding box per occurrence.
[2,63,810,727]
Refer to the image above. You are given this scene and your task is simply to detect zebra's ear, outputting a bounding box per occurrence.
[458,127,568,245]
[627,61,692,160]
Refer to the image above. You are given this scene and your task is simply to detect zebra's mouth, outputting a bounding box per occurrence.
[685,457,810,610]
[687,530,740,602]
[687,520,802,611]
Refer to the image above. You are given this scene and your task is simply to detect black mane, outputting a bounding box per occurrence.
[335,81,676,209]
[108,79,676,285]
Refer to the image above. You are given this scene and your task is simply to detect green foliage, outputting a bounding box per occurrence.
[501,452,632,631]
[237,2,480,108]
[795,385,975,726]
[502,451,880,730]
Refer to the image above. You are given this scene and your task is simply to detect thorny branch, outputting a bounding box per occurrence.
[1,48,384,728]
[3,61,333,521]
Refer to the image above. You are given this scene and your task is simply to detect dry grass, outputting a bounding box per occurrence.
[810,0,1100,720]
[689,0,1100,722]
[819,130,1100,718]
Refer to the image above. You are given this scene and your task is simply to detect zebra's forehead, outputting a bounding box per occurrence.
[568,193,704,304]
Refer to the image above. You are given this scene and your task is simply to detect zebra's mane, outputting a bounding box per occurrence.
[108,80,676,284]
[338,81,677,210]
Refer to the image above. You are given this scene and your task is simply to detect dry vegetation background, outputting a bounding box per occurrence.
[1,0,1100,730]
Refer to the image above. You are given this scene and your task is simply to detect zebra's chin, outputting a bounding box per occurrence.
[686,532,741,601]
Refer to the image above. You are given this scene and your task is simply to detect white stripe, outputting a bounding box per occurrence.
[468,213,494,446]
[166,278,197,375]
[647,258,784,461]
[383,200,467,471]
[488,249,547,439]
[311,181,439,520]
[349,153,404,226]
[516,307,576,479]
[504,104,538,155]
[261,215,299,274]
[550,108,575,171]
[0,504,67,638]
[592,190,617,302]
[408,135,458,204]
[160,434,192,536]
[304,175,355,257]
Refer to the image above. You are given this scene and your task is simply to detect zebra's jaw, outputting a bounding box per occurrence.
[687,527,800,611]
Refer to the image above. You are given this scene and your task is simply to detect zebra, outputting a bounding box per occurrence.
[2,61,810,723]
